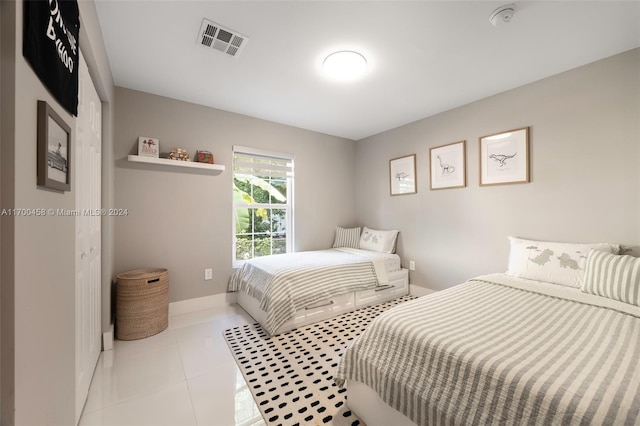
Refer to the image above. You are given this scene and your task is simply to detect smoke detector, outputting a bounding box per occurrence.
[489,4,517,27]
[197,18,249,57]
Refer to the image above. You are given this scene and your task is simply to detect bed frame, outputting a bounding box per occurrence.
[237,268,409,335]
[348,380,416,426]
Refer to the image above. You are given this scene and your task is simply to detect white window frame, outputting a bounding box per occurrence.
[232,145,294,267]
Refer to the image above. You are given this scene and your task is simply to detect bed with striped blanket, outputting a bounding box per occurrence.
[228,248,399,335]
[335,273,640,426]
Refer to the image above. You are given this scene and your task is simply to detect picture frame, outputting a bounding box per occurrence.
[37,100,71,192]
[479,127,529,186]
[429,140,466,190]
[389,154,417,195]
[138,136,159,157]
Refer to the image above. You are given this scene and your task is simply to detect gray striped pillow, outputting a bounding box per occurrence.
[582,249,640,306]
[332,226,361,249]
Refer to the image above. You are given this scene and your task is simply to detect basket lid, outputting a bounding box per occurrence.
[117,268,167,280]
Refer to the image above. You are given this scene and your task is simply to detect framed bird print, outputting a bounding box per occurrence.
[479,127,529,186]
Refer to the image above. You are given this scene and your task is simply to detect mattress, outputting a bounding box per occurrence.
[335,273,640,425]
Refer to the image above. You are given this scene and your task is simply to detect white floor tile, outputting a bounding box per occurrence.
[112,328,178,358]
[84,342,186,413]
[188,370,264,426]
[80,382,197,426]
[80,303,263,426]
[171,307,254,345]
[178,335,237,379]
[169,305,253,332]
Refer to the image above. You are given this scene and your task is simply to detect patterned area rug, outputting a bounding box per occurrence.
[224,295,415,426]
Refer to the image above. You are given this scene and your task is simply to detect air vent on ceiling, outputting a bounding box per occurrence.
[197,18,249,58]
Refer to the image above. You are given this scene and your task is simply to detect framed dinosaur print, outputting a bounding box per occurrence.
[389,154,417,195]
[430,140,466,190]
[479,127,529,186]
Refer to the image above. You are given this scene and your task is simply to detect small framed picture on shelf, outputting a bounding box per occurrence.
[138,136,159,158]
[37,100,71,192]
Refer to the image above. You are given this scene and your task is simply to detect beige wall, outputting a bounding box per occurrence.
[12,15,77,425]
[356,48,640,291]
[0,0,114,423]
[113,88,357,303]
[0,2,16,423]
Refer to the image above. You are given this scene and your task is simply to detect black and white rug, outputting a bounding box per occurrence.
[223,296,415,426]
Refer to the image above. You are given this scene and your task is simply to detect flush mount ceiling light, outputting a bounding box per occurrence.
[322,51,368,81]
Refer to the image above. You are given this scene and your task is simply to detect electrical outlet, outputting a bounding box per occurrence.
[409,261,416,271]
[204,268,213,280]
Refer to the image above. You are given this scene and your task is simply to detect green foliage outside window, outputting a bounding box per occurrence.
[234,174,288,261]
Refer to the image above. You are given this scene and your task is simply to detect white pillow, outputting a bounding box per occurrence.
[506,236,620,288]
[582,249,640,306]
[359,227,399,253]
[332,226,361,249]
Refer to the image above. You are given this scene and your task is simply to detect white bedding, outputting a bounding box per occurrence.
[337,247,401,278]
[228,248,400,335]
[336,273,640,425]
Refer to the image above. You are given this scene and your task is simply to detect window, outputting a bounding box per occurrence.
[233,146,294,265]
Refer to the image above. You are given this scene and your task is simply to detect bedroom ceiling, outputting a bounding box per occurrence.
[94,1,640,140]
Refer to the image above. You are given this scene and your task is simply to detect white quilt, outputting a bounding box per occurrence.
[228,248,395,335]
[336,273,640,425]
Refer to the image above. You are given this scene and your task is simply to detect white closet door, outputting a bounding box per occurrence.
[75,51,102,424]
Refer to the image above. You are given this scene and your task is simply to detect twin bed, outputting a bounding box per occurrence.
[337,237,640,425]
[228,226,408,336]
[229,232,640,425]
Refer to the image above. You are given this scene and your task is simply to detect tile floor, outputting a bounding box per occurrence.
[79,304,266,426]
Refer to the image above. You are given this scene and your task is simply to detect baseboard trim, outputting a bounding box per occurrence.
[103,323,114,351]
[169,292,237,317]
[410,284,435,297]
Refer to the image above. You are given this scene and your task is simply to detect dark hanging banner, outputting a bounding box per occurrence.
[23,0,80,116]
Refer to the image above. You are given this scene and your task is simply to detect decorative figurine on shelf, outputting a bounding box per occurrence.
[196,150,214,164]
[165,148,189,161]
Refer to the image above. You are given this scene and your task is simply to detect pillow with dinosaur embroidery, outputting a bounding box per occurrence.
[506,236,620,288]
[359,227,399,253]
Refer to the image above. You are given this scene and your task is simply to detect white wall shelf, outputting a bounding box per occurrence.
[127,155,225,174]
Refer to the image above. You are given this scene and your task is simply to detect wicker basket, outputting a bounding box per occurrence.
[116,268,169,340]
